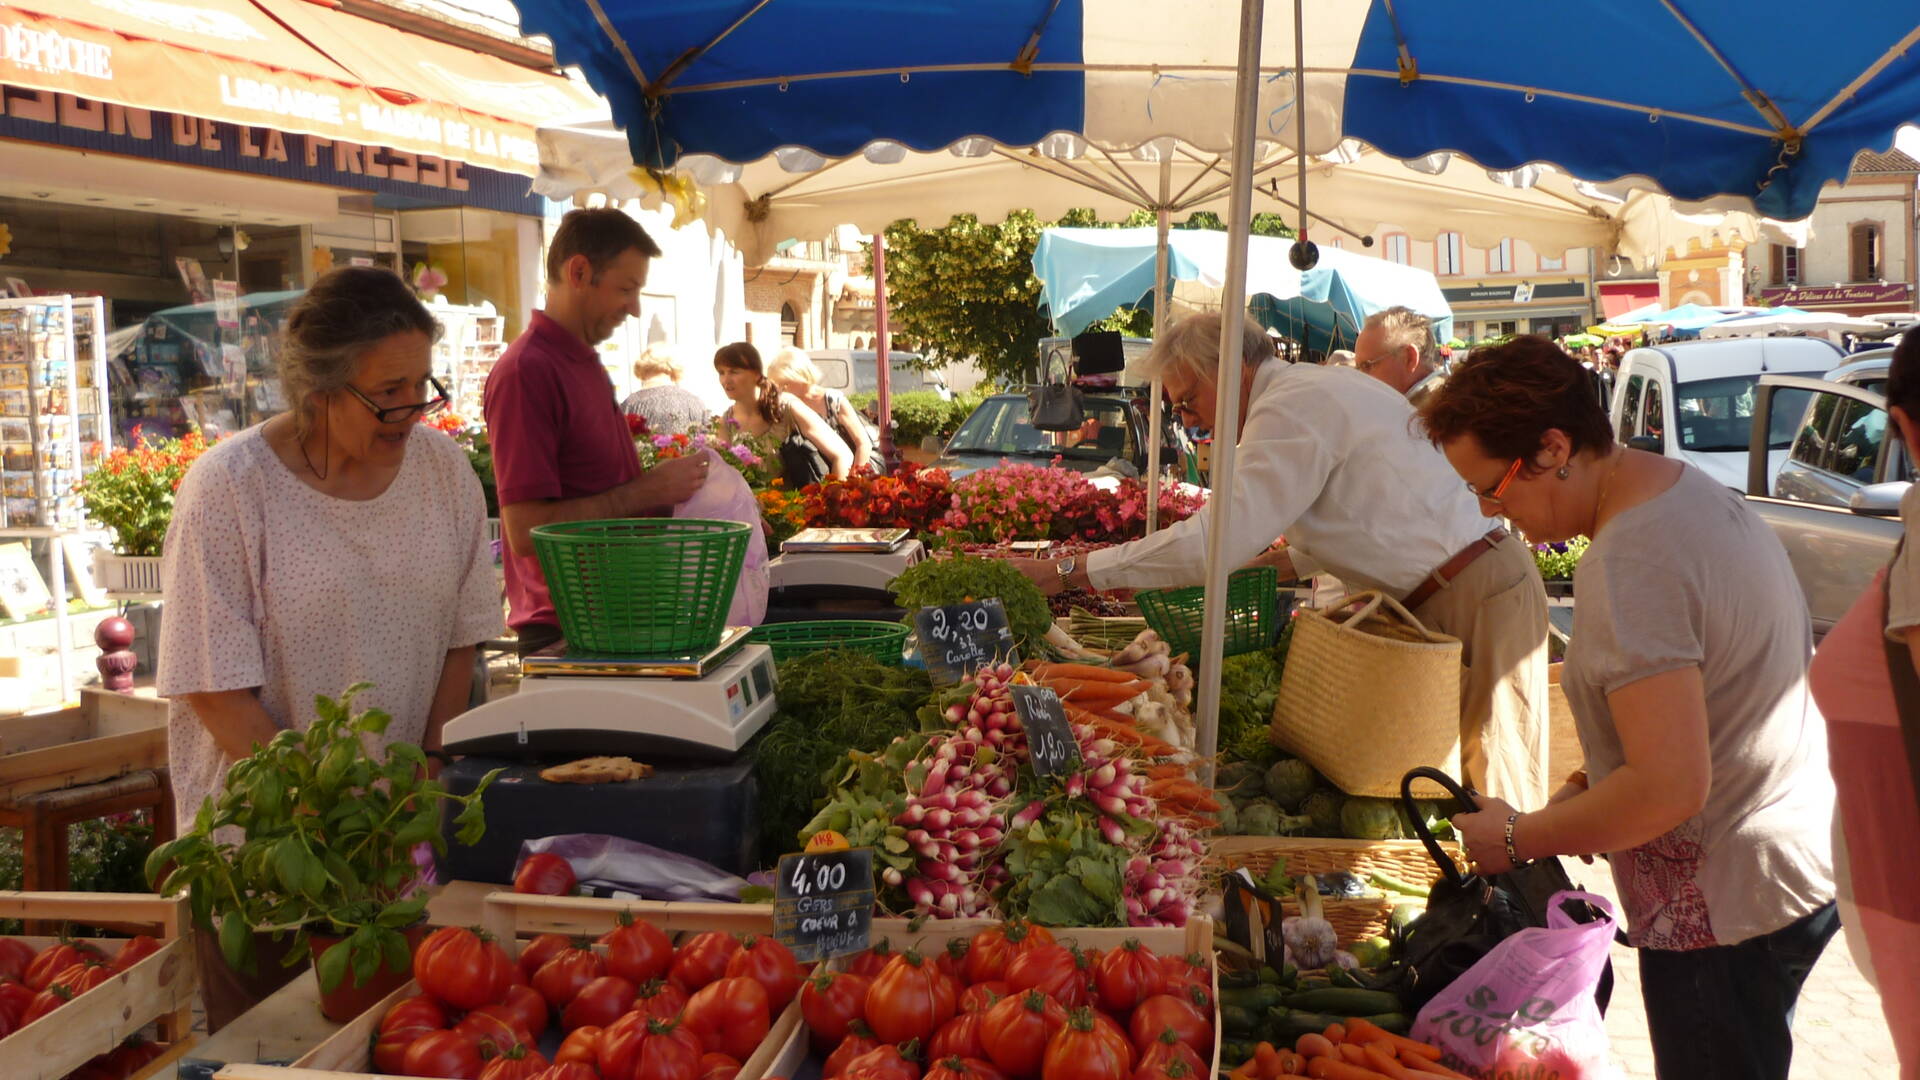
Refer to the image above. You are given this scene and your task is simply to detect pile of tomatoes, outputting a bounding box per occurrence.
[800,923,1216,1080]
[0,933,169,1079]
[374,916,806,1080]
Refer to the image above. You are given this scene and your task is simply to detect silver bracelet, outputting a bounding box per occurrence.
[1504,813,1531,867]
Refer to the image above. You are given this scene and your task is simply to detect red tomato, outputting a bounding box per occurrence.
[681,976,770,1061]
[960,982,1010,1015]
[105,1037,168,1076]
[963,922,1056,985]
[602,912,675,984]
[668,932,738,992]
[1124,992,1211,1061]
[0,979,37,1026]
[865,951,959,1046]
[1132,1028,1204,1080]
[514,852,577,896]
[934,937,971,981]
[108,935,162,974]
[599,1013,704,1080]
[842,938,898,979]
[698,1051,742,1080]
[49,960,113,998]
[822,1022,882,1078]
[979,990,1068,1080]
[1157,954,1208,999]
[0,939,32,981]
[519,933,571,980]
[416,927,511,1011]
[928,1010,990,1061]
[1005,946,1093,1010]
[927,1056,1010,1080]
[634,977,691,1021]
[1042,1009,1131,1080]
[479,1044,552,1080]
[0,1006,12,1040]
[500,983,551,1041]
[554,1025,604,1067]
[24,942,102,991]
[1093,941,1165,1016]
[373,994,448,1074]
[1089,1012,1135,1071]
[541,1065,602,1080]
[800,970,872,1050]
[841,1042,922,1080]
[455,1005,537,1059]
[533,941,607,1011]
[22,985,75,1024]
[564,975,639,1031]
[725,935,802,1011]
[404,1028,484,1079]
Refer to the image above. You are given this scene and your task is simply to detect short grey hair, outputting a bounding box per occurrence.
[280,267,440,437]
[1363,306,1437,368]
[1137,312,1277,385]
[634,342,685,382]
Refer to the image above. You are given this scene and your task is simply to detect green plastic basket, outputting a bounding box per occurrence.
[531,518,751,655]
[1134,565,1280,660]
[747,620,910,665]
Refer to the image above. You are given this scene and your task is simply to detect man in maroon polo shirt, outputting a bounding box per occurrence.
[485,208,708,655]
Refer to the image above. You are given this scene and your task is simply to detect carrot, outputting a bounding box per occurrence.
[1337,1045,1370,1067]
[1294,1033,1335,1059]
[1032,662,1139,683]
[1146,764,1186,780]
[1084,719,1146,746]
[1279,1051,1305,1074]
[1343,1020,1440,1062]
[1324,1023,1346,1044]
[1255,1042,1284,1077]
[1360,1044,1420,1080]
[1397,1053,1472,1080]
[1303,1059,1391,1080]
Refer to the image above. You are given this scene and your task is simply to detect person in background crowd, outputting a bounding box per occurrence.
[1013,312,1552,807]
[1326,349,1358,367]
[765,346,875,472]
[1807,323,1920,1077]
[485,208,707,656]
[1423,336,1835,1080]
[715,341,852,486]
[158,267,503,1029]
[1354,306,1447,408]
[619,342,710,436]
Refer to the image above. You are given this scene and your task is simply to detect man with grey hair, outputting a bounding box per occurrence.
[1356,305,1447,407]
[1014,311,1551,806]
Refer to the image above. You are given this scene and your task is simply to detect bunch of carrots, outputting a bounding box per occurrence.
[1227,1018,1468,1080]
[1022,661,1221,831]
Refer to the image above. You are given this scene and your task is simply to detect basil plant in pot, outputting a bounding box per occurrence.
[145,684,501,1019]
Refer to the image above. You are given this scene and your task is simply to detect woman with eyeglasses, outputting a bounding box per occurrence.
[1420,336,1835,1080]
[156,266,501,1030]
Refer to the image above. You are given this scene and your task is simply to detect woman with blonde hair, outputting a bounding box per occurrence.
[714,341,852,486]
[619,342,709,435]
[766,346,875,472]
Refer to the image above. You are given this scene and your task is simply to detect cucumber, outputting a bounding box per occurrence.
[1281,987,1406,1016]
[1359,1011,1411,1035]
[1219,985,1286,1011]
[1368,870,1431,898]
[1266,1007,1343,1046]
[1327,965,1364,989]
[1219,1041,1258,1071]
[1257,965,1283,985]
[1220,1003,1261,1037]
[1218,969,1260,989]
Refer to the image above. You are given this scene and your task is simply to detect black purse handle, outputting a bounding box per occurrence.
[1401,766,1478,888]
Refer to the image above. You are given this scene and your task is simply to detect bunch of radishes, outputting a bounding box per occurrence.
[1121,823,1207,928]
[896,667,1022,917]
[1050,728,1154,847]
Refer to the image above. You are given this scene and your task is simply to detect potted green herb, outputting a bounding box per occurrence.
[145,683,500,1020]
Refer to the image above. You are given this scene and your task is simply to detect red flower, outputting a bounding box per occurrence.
[626,413,650,437]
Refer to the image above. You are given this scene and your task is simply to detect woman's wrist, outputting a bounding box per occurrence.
[1510,811,1548,864]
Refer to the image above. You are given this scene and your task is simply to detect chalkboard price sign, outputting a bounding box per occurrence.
[1012,685,1081,777]
[914,598,1018,685]
[772,847,876,963]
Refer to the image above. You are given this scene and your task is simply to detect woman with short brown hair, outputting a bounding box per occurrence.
[1421,335,1836,1080]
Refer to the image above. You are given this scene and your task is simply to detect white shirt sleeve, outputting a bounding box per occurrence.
[1088,369,1337,592]
[155,447,267,697]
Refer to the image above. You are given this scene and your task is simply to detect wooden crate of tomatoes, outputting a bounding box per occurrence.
[0,890,196,1080]
[215,891,804,1080]
[791,916,1221,1080]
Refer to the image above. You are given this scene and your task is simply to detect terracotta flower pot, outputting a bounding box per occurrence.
[307,922,429,1022]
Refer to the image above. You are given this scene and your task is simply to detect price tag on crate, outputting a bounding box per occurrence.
[772,847,876,963]
[1012,685,1081,777]
[914,598,1017,685]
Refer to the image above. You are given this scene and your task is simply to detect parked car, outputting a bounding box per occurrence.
[807,349,950,398]
[1611,337,1847,490]
[932,387,1192,479]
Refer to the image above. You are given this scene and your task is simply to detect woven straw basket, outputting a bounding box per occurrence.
[1213,835,1465,944]
[1271,590,1462,798]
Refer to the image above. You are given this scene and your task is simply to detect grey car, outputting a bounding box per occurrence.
[932,389,1192,479]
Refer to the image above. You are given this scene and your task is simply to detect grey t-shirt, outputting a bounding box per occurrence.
[1565,464,1834,950]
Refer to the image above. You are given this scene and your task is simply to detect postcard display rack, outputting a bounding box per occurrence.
[0,296,109,528]
[431,298,504,421]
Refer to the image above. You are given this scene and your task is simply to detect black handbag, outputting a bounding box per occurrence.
[1393,766,1613,1012]
[1028,347,1085,432]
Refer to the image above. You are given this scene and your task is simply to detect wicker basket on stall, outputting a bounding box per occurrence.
[1212,835,1464,945]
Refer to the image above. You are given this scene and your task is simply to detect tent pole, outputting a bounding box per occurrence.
[874,233,898,470]
[1146,154,1172,534]
[1193,0,1265,775]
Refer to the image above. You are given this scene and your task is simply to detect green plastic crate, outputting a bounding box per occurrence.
[747,620,910,665]
[1134,565,1279,660]
[531,518,750,655]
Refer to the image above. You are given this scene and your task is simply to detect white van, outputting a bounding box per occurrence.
[806,349,950,399]
[1610,337,1847,490]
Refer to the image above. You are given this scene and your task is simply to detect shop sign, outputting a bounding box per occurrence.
[0,85,542,215]
[1755,282,1911,306]
[1442,281,1587,304]
[2,22,113,81]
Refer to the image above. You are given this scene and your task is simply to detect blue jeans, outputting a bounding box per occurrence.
[1638,901,1839,1079]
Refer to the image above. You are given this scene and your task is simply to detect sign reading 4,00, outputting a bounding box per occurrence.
[772,847,876,963]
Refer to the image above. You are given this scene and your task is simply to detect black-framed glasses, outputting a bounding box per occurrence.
[344,376,449,424]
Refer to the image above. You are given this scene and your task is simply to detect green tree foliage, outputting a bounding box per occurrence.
[878,209,1295,384]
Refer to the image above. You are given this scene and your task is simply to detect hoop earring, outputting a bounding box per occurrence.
[1555,465,1571,480]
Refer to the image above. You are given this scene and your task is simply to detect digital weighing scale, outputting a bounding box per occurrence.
[768,529,926,593]
[441,626,779,762]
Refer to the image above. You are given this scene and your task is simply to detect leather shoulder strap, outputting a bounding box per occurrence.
[1879,538,1920,802]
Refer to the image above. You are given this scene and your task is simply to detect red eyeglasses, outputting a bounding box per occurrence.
[1467,458,1525,508]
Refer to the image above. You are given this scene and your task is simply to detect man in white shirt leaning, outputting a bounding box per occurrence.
[1355,305,1448,409]
[1015,312,1551,807]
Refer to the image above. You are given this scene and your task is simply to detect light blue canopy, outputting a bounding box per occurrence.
[1033,227,1453,352]
[1616,302,1743,327]
[511,0,1920,220]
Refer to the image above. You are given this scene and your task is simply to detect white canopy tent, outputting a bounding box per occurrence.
[1699,309,1884,339]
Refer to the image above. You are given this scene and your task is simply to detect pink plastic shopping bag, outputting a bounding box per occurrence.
[674,448,768,627]
[1411,889,1622,1080]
